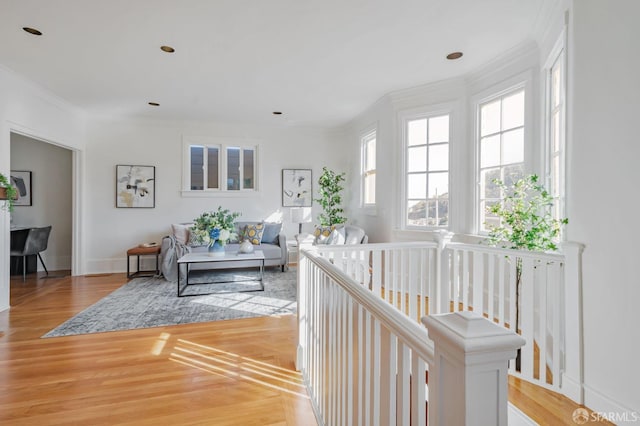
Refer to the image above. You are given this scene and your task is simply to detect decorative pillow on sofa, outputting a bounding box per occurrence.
[171,223,192,245]
[261,222,282,245]
[188,230,207,247]
[243,222,265,245]
[313,225,333,244]
[315,226,346,245]
[326,226,346,245]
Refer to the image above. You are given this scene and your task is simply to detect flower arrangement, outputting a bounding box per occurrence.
[191,207,241,247]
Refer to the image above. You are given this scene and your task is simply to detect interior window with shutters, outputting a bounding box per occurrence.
[185,142,257,193]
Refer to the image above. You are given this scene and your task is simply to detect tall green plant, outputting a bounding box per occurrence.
[486,174,568,251]
[315,166,347,226]
[485,174,568,369]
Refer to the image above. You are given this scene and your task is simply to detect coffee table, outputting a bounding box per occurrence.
[177,250,265,297]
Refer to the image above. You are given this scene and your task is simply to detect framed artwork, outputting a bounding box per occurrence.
[116,165,156,208]
[282,169,312,207]
[10,170,32,206]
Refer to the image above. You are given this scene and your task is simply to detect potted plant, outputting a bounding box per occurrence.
[315,166,347,226]
[190,207,241,256]
[0,172,18,212]
[485,174,568,369]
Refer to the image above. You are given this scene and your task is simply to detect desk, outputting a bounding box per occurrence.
[10,227,37,275]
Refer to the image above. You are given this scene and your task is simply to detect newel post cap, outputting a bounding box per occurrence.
[422,311,526,355]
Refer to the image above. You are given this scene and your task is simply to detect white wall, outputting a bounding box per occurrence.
[568,0,640,414]
[83,117,347,273]
[10,133,73,271]
[0,65,85,312]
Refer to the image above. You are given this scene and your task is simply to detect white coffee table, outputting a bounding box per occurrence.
[176,250,265,297]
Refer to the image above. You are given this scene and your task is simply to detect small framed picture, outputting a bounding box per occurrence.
[10,170,32,207]
[282,169,312,207]
[116,165,156,208]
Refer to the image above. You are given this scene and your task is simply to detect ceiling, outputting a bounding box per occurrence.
[0,0,550,128]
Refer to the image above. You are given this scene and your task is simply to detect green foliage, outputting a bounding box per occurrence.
[315,166,347,226]
[486,174,568,252]
[191,206,241,246]
[0,173,18,212]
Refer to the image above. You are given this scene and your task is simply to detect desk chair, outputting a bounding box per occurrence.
[10,226,52,281]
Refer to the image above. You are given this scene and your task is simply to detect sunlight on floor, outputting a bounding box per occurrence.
[154,337,310,398]
[190,292,296,316]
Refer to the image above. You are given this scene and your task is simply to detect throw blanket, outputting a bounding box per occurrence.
[161,235,191,282]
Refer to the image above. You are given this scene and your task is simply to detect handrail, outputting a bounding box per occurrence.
[314,240,439,252]
[445,241,565,262]
[302,247,435,364]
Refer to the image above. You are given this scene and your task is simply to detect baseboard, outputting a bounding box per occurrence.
[561,373,583,404]
[584,384,640,424]
[38,255,71,272]
[86,256,163,275]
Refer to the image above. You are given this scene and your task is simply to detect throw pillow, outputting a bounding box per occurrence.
[314,225,336,245]
[243,222,265,245]
[261,222,282,245]
[326,226,346,245]
[188,230,207,247]
[171,223,191,245]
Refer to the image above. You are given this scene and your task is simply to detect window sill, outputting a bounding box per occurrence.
[181,190,261,198]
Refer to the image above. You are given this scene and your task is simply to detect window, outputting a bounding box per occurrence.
[478,88,526,232]
[184,138,258,193]
[546,45,566,222]
[404,113,450,227]
[361,129,376,206]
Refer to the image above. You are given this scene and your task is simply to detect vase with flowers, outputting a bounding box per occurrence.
[191,207,241,257]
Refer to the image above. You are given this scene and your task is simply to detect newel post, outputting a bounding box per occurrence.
[433,230,454,314]
[423,311,526,426]
[560,241,585,404]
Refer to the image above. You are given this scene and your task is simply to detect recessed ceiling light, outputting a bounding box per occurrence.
[148,102,160,106]
[23,27,42,36]
[160,45,175,53]
[272,111,283,115]
[446,52,463,60]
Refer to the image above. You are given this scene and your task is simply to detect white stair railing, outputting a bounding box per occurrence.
[308,237,583,401]
[297,249,433,425]
[443,242,565,392]
[298,246,526,425]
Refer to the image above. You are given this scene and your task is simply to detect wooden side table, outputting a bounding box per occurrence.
[127,245,161,279]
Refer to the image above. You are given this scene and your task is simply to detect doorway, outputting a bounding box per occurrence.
[9,132,73,280]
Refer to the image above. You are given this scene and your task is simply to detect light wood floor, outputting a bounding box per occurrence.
[1,271,610,425]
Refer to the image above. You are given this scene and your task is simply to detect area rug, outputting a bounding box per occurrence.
[43,268,297,338]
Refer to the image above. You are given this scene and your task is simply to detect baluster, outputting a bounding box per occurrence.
[520,257,534,378]
[538,260,548,385]
[472,251,484,315]
[462,250,469,311]
[487,254,495,322]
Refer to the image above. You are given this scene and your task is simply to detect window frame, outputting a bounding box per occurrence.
[543,32,567,225]
[182,136,260,197]
[399,105,452,230]
[360,125,377,209]
[472,72,533,234]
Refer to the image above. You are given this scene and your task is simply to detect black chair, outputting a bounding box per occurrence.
[10,226,52,281]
